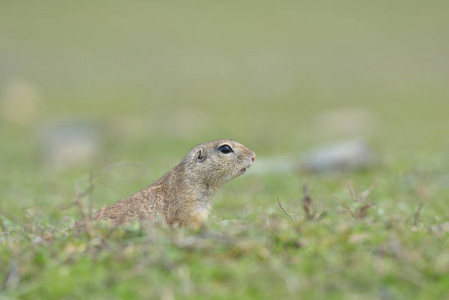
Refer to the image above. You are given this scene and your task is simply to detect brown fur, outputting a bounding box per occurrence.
[77,139,255,229]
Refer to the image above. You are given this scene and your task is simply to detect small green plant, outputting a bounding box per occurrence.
[277,184,326,222]
[336,181,376,220]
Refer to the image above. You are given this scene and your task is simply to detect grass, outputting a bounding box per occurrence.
[2,164,449,299]
[1,1,449,299]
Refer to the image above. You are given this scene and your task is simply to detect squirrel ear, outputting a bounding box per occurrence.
[197,149,205,161]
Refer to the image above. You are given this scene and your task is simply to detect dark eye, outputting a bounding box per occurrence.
[218,145,233,154]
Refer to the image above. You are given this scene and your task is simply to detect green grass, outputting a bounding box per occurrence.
[2,156,449,299]
[1,1,449,299]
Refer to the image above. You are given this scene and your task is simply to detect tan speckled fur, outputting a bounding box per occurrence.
[86,140,255,229]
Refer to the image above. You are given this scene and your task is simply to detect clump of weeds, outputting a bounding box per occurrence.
[336,181,376,220]
[277,184,327,222]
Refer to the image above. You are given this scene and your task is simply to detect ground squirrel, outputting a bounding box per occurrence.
[81,139,255,229]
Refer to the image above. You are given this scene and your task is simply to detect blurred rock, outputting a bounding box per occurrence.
[1,79,40,125]
[313,109,377,135]
[301,140,377,173]
[250,140,378,176]
[38,121,102,170]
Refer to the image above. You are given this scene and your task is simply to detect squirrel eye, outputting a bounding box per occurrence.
[218,145,233,154]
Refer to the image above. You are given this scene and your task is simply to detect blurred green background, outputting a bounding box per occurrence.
[1,1,448,214]
[2,2,449,299]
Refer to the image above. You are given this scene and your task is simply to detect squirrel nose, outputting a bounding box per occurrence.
[251,153,256,162]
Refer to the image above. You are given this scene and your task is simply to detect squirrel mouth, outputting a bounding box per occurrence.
[240,162,252,174]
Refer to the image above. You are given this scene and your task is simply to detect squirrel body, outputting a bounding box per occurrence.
[88,139,255,229]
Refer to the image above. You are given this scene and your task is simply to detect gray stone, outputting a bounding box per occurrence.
[38,121,101,170]
[301,140,377,173]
